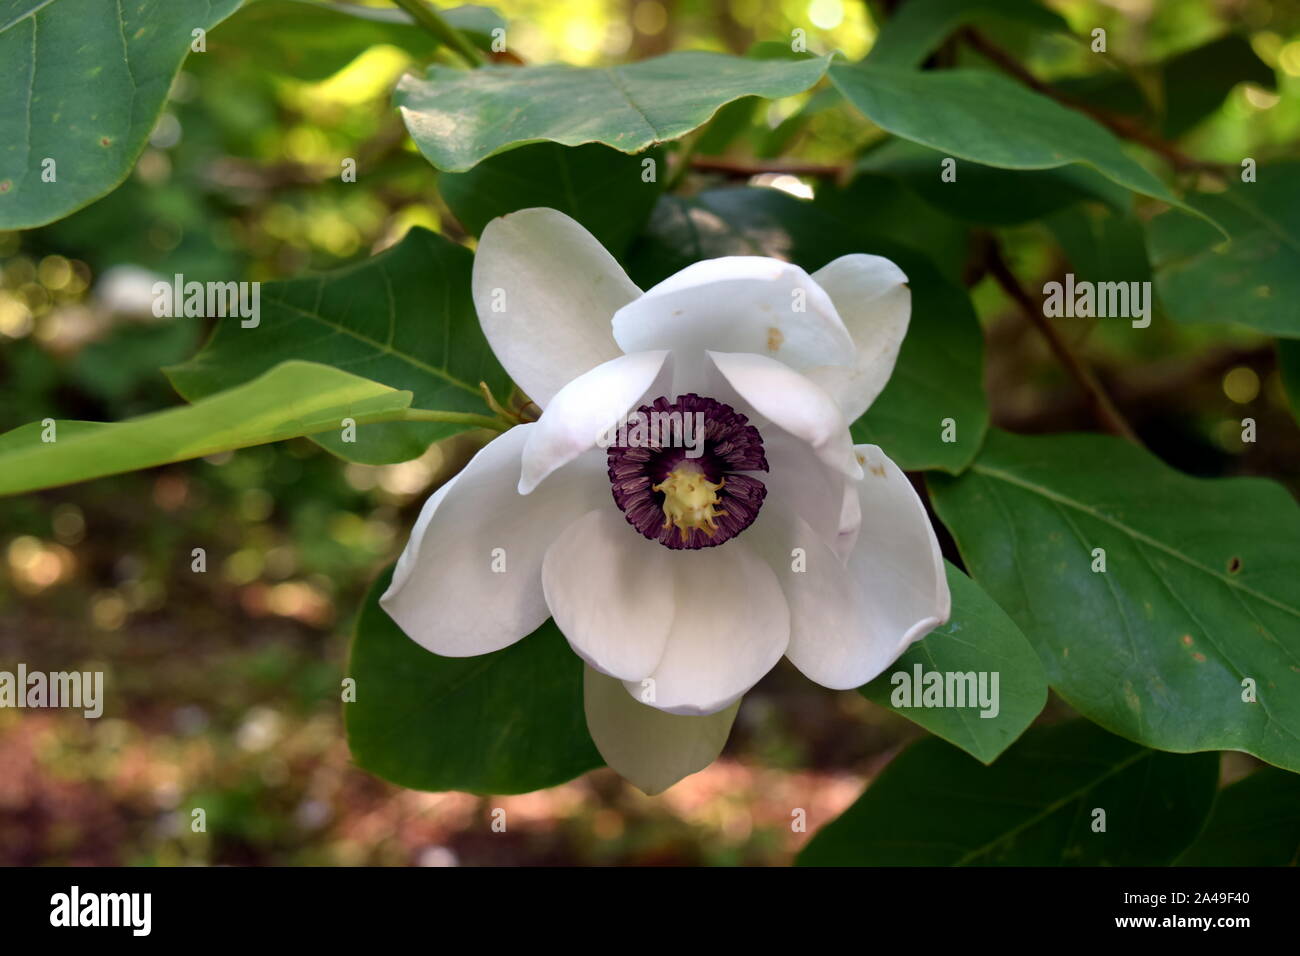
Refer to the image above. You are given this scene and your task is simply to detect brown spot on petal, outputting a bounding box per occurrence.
[766,326,784,351]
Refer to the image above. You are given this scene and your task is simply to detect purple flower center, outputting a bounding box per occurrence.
[606,394,768,550]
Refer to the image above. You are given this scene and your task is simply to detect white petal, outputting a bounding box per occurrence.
[708,350,863,480]
[747,447,948,690]
[380,426,603,656]
[762,428,846,547]
[745,505,875,689]
[626,542,789,715]
[542,509,675,681]
[805,254,911,422]
[849,445,949,649]
[611,256,855,380]
[472,208,641,407]
[584,666,739,795]
[519,350,670,494]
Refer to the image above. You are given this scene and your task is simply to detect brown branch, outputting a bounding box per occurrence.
[984,238,1142,445]
[960,28,1228,176]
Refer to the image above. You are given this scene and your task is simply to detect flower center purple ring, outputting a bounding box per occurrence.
[606,394,768,550]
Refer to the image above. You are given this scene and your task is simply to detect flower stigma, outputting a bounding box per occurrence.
[653,463,727,542]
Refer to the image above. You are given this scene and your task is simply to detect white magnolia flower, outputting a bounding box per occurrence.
[382,208,950,794]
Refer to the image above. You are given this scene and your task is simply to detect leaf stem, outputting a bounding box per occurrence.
[985,238,1142,446]
[665,131,703,192]
[395,407,512,431]
[391,0,486,69]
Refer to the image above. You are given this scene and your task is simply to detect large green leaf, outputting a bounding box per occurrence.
[858,138,1130,226]
[797,719,1219,866]
[1146,163,1300,337]
[439,142,663,258]
[866,0,1069,69]
[396,52,831,172]
[1176,767,1300,866]
[626,187,988,473]
[345,567,601,795]
[167,227,510,465]
[930,429,1300,772]
[861,562,1047,764]
[0,361,414,496]
[211,0,502,81]
[0,0,242,229]
[830,65,1202,218]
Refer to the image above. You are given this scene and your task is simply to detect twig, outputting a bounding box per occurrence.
[391,0,485,68]
[960,29,1228,176]
[985,239,1142,445]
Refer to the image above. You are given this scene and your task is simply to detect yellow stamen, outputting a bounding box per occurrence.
[652,464,727,540]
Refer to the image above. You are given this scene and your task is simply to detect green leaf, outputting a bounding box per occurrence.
[861,562,1047,764]
[211,0,504,81]
[627,187,988,473]
[797,719,1219,866]
[1045,203,1151,285]
[858,138,1131,226]
[1176,766,1300,866]
[1056,34,1276,141]
[396,51,831,172]
[0,0,242,229]
[439,142,663,258]
[830,65,1207,220]
[345,566,601,794]
[167,227,510,465]
[1159,34,1276,138]
[866,0,1070,70]
[0,361,414,497]
[929,429,1300,772]
[1146,163,1300,337]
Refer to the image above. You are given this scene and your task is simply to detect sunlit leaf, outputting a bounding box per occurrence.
[0,0,242,228]
[397,52,831,172]
[0,361,414,496]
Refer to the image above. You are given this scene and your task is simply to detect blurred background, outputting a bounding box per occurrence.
[1,0,1297,865]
